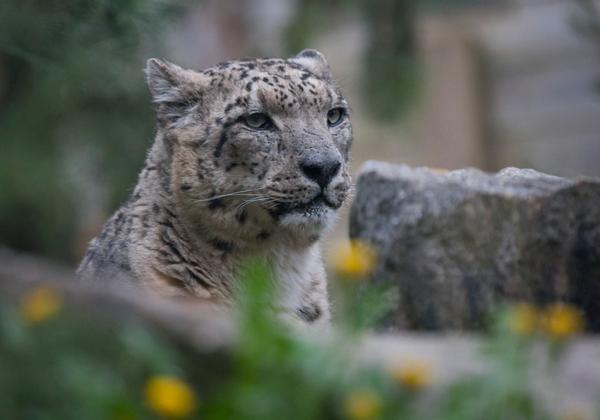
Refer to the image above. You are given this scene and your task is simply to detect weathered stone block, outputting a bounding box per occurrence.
[350,161,600,330]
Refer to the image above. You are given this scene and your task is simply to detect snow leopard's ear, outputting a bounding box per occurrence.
[145,58,207,122]
[290,49,334,81]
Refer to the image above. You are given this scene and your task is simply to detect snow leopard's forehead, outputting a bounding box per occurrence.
[199,57,349,116]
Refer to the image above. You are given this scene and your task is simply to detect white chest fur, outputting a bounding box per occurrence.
[268,243,329,321]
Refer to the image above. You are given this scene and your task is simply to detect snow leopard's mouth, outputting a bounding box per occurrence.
[269,194,340,219]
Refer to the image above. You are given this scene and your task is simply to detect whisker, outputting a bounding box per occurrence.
[192,188,266,203]
[192,193,262,203]
[235,197,275,212]
[237,197,271,205]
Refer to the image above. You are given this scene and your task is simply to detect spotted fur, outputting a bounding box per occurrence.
[77,49,353,326]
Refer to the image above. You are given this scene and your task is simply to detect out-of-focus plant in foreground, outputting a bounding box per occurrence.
[145,375,197,418]
[331,240,377,279]
[0,254,594,419]
[19,283,63,325]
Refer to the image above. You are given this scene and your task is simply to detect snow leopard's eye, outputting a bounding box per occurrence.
[327,108,345,127]
[243,113,273,130]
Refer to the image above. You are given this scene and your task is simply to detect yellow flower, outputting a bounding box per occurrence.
[331,240,377,279]
[144,375,197,418]
[391,360,432,391]
[508,303,540,335]
[541,303,584,341]
[20,284,62,325]
[343,390,381,420]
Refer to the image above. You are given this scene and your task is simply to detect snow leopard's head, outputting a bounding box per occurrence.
[145,49,352,247]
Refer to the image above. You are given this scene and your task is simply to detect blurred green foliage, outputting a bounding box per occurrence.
[0,261,580,419]
[361,0,419,120]
[0,300,183,419]
[205,260,404,419]
[0,0,185,261]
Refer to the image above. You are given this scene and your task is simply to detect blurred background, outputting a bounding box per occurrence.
[1,0,599,265]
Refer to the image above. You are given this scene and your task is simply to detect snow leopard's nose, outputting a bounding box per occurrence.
[300,155,341,189]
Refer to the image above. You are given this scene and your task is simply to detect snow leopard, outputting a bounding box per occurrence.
[77,49,353,326]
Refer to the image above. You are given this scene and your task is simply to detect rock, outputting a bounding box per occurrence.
[350,161,600,330]
[0,246,235,351]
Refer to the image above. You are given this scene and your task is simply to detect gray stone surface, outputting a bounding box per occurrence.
[350,161,600,330]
